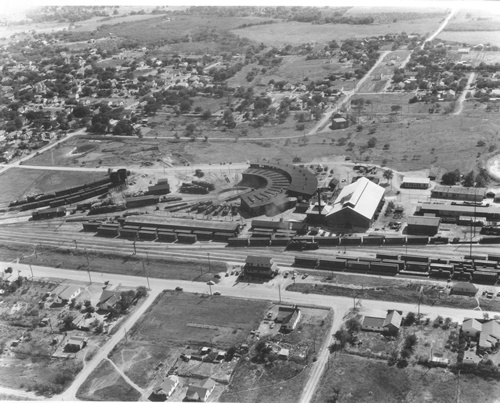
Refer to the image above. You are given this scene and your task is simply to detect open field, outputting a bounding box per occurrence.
[76,359,141,401]
[231,19,444,47]
[220,308,332,403]
[0,241,226,283]
[287,282,500,312]
[0,168,109,204]
[130,291,269,348]
[312,354,500,403]
[444,8,500,32]
[70,12,168,33]
[437,31,500,47]
[106,15,270,45]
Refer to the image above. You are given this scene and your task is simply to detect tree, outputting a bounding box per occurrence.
[367,137,377,148]
[201,110,212,120]
[72,105,92,118]
[441,169,460,185]
[345,317,361,334]
[185,123,197,136]
[383,169,393,182]
[403,312,416,326]
[391,105,402,113]
[404,334,418,353]
[463,170,475,187]
[113,120,134,136]
[136,286,147,299]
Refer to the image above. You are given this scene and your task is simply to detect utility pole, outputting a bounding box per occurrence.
[85,249,92,284]
[124,327,128,343]
[29,263,33,280]
[278,284,281,303]
[207,253,211,272]
[133,239,137,255]
[142,260,151,290]
[73,239,78,250]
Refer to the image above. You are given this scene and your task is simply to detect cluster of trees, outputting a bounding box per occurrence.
[441,169,488,187]
[388,334,418,368]
[330,317,362,351]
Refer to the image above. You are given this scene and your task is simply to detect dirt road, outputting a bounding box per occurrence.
[453,72,476,115]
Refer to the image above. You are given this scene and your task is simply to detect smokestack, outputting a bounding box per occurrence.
[317,188,322,218]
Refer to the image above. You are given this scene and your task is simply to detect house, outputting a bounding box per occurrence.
[479,320,500,352]
[362,310,402,335]
[64,335,88,352]
[331,117,348,130]
[51,285,81,306]
[149,375,179,401]
[275,305,301,332]
[462,318,482,338]
[72,312,104,331]
[185,378,216,402]
[243,255,277,278]
[97,290,121,312]
[450,282,478,297]
[278,348,289,360]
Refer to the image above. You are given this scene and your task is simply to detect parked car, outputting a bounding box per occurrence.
[213,291,221,296]
[175,287,183,291]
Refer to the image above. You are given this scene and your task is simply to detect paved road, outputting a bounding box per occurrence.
[0,385,42,400]
[424,9,457,46]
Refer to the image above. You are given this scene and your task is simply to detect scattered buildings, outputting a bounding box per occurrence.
[331,117,348,130]
[461,319,500,353]
[97,290,121,313]
[415,203,500,221]
[149,375,179,401]
[325,177,385,231]
[50,285,81,306]
[64,335,88,352]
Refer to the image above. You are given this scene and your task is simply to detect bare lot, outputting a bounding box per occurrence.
[0,168,106,204]
[76,359,141,401]
[232,19,444,46]
[131,291,269,348]
[313,354,500,403]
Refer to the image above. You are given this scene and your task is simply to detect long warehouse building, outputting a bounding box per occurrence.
[123,215,241,235]
[416,203,500,220]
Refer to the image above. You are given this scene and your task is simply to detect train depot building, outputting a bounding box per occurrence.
[431,185,486,202]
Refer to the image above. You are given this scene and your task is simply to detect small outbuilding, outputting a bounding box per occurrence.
[451,282,478,297]
[401,176,430,189]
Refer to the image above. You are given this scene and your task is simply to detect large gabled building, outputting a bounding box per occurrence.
[325,177,385,231]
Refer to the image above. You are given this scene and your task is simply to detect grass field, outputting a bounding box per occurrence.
[76,359,141,401]
[130,291,269,348]
[231,19,443,47]
[437,31,500,47]
[444,8,500,32]
[0,168,108,204]
[287,282,500,312]
[313,354,500,403]
[0,241,226,283]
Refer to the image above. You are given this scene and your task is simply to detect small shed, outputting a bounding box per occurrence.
[451,282,478,297]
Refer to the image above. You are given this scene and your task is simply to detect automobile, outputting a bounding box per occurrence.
[214,274,221,279]
[302,274,308,279]
[213,291,221,296]
[292,275,296,280]
[270,322,275,329]
[175,287,183,291]
[225,273,229,277]
[345,156,351,161]
[267,312,273,318]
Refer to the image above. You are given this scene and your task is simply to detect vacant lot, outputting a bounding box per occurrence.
[232,19,443,47]
[131,291,269,348]
[313,353,500,403]
[76,359,141,401]
[0,168,106,205]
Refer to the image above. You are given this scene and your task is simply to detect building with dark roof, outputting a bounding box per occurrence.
[124,216,240,235]
[325,177,385,231]
[238,162,318,216]
[416,204,500,220]
[185,378,216,402]
[406,216,440,236]
[401,176,430,189]
[361,310,402,335]
[244,255,277,278]
[275,305,301,332]
[451,282,478,297]
[431,185,486,202]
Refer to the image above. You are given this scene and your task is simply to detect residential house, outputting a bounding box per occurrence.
[149,375,179,401]
[185,378,216,402]
[462,318,482,338]
[275,305,301,332]
[331,117,348,130]
[64,335,88,352]
[51,285,81,306]
[278,348,289,360]
[361,310,402,335]
[72,312,104,331]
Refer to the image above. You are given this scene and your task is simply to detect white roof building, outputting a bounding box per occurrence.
[325,177,385,230]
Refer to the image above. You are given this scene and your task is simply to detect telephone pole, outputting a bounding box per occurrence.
[85,249,92,284]
[142,260,151,290]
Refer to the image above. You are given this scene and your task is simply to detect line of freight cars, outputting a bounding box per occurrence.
[16,179,113,211]
[82,221,233,243]
[292,252,500,284]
